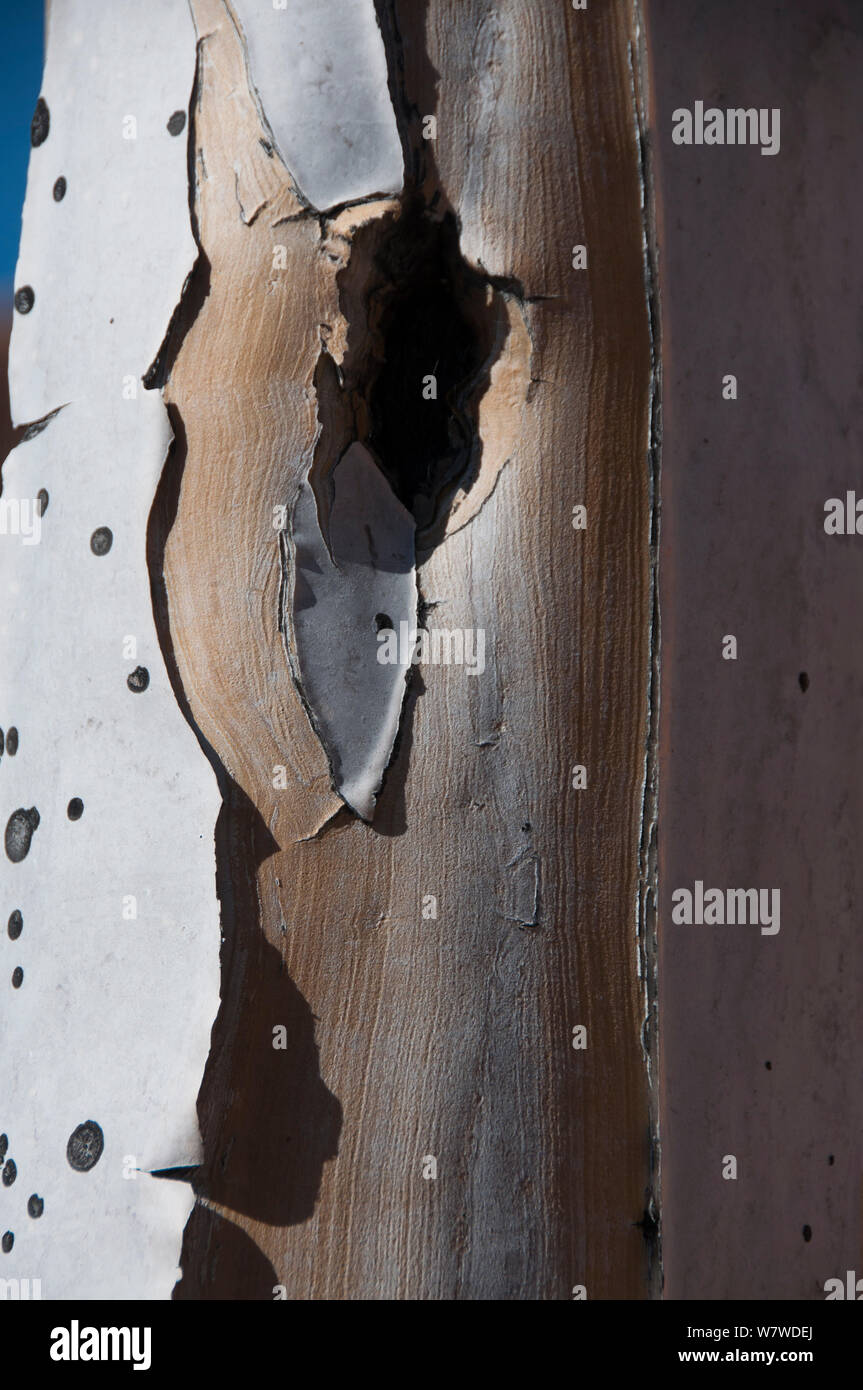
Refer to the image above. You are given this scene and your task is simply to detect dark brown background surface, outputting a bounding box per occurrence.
[649,0,863,1298]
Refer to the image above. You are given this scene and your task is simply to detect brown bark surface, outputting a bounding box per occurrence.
[648,0,863,1299]
[163,0,657,1299]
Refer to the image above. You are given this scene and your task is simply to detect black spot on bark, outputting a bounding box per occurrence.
[127,666,150,693]
[7,911,22,941]
[802,1224,812,1241]
[798,671,809,691]
[11,967,22,989]
[30,97,49,146]
[167,110,186,136]
[1,1232,12,1254]
[14,286,34,315]
[0,1137,6,1161]
[5,808,39,863]
[6,728,18,756]
[53,176,66,201]
[27,1194,44,1219]
[2,1159,16,1186]
[66,1121,104,1172]
[0,728,3,759]
[36,489,48,515]
[67,798,84,821]
[90,527,113,556]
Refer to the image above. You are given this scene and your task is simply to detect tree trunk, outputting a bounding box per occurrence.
[2,0,657,1300]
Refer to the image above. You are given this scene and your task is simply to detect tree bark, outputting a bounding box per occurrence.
[167,0,658,1300]
[2,0,658,1301]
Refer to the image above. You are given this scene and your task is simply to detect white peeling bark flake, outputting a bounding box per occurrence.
[287,444,417,821]
[230,0,403,210]
[0,0,219,1298]
[10,0,199,421]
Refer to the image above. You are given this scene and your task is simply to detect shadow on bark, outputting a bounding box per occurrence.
[173,1204,279,1301]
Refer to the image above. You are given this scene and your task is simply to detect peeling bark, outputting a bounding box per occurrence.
[2,0,658,1301]
[163,0,657,1299]
[0,0,220,1300]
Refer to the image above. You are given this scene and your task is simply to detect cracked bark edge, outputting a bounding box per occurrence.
[629,0,663,1298]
